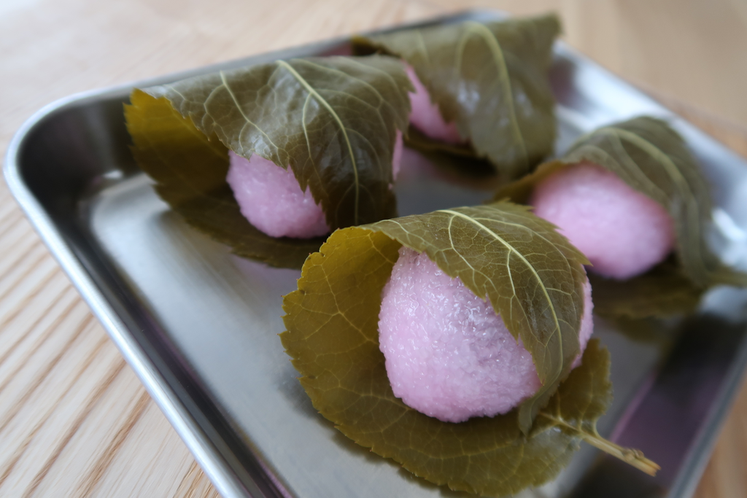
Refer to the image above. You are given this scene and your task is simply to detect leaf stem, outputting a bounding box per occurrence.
[538,412,660,476]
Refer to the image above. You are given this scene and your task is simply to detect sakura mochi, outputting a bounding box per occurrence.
[378,247,594,423]
[405,65,462,145]
[530,162,676,280]
[226,131,404,239]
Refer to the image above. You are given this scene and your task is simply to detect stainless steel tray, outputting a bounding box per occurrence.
[6,10,747,498]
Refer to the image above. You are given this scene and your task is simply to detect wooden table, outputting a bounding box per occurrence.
[2,0,746,496]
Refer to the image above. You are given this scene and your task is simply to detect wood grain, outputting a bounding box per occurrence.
[1,0,746,496]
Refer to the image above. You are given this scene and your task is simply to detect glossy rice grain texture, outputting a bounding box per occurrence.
[530,162,676,280]
[378,247,594,423]
[226,151,330,239]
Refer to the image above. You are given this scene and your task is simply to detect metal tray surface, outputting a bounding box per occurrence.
[6,10,747,498]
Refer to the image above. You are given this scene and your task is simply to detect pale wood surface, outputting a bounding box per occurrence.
[1,0,746,496]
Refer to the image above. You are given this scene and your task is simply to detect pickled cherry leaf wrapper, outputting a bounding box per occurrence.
[353,14,560,180]
[588,259,705,319]
[139,56,411,229]
[125,56,412,268]
[404,127,497,179]
[531,340,657,479]
[125,90,323,267]
[280,211,613,495]
[283,202,589,438]
[496,116,747,314]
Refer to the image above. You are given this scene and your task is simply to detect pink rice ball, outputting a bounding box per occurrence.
[530,162,676,280]
[226,133,403,238]
[378,247,594,423]
[405,64,463,145]
[226,151,330,238]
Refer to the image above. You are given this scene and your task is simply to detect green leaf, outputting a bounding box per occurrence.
[588,258,705,319]
[403,126,499,180]
[495,116,747,313]
[353,14,561,180]
[535,341,659,477]
[125,55,412,268]
[125,89,323,268]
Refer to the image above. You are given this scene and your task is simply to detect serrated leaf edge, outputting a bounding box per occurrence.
[276,60,362,224]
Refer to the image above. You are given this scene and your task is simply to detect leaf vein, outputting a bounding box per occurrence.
[277,61,362,224]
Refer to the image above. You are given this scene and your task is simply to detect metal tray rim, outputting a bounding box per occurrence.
[3,42,262,498]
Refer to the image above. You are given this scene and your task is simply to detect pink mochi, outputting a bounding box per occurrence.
[378,247,594,423]
[226,132,403,238]
[405,64,463,145]
[226,151,330,238]
[530,162,676,280]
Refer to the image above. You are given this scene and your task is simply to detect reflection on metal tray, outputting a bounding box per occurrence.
[5,10,747,498]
